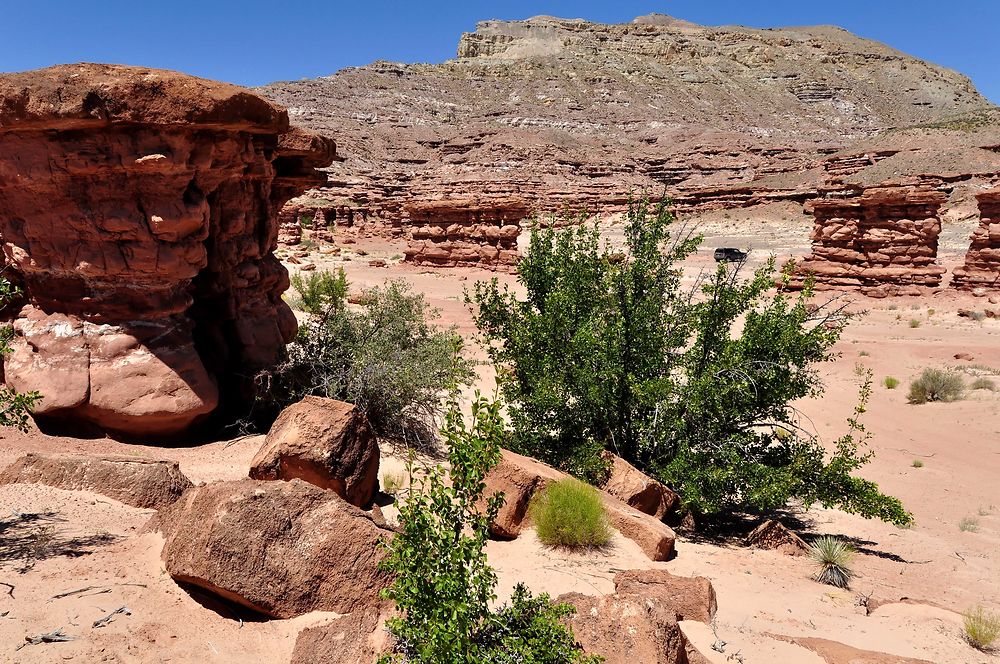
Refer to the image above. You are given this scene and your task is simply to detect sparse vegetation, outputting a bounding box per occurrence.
[382,470,406,495]
[883,376,900,390]
[908,318,921,328]
[470,200,911,526]
[970,311,987,322]
[378,396,600,663]
[0,277,41,430]
[531,478,612,549]
[858,350,870,357]
[963,606,1000,651]
[959,516,980,532]
[911,459,924,468]
[907,368,965,404]
[970,377,996,391]
[809,536,855,589]
[256,271,475,444]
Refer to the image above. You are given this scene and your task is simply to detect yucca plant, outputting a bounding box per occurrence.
[809,536,855,589]
[963,605,1000,651]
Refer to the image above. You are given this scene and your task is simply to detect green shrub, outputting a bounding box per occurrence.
[378,396,600,663]
[809,536,855,589]
[290,268,348,315]
[470,201,910,526]
[883,376,900,389]
[531,478,612,549]
[911,459,924,468]
[964,606,1000,651]
[907,368,965,404]
[970,377,996,391]
[908,318,921,328]
[0,277,41,430]
[258,274,475,444]
[959,516,980,532]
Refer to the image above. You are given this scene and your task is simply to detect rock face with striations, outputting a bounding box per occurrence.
[790,181,948,295]
[952,188,1000,290]
[404,198,527,270]
[0,64,334,436]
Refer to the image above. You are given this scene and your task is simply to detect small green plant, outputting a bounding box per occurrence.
[531,478,612,549]
[883,376,900,390]
[0,277,42,431]
[963,606,1000,651]
[378,396,600,663]
[911,459,924,468]
[858,350,870,357]
[382,470,406,495]
[970,377,996,391]
[927,308,936,316]
[908,318,921,328]
[959,516,980,532]
[908,368,965,404]
[887,304,898,311]
[290,268,349,315]
[809,536,855,589]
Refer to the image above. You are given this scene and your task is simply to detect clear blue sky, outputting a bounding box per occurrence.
[2,1,997,103]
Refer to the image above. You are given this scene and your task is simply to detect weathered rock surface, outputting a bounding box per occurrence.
[600,452,680,522]
[290,609,392,664]
[745,519,810,556]
[613,569,718,623]
[249,396,379,507]
[259,15,997,245]
[404,198,527,270]
[772,635,935,664]
[0,453,192,509]
[0,63,334,436]
[790,181,948,295]
[147,478,391,619]
[483,449,676,561]
[952,188,1000,290]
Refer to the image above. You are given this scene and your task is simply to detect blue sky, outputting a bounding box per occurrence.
[2,1,997,103]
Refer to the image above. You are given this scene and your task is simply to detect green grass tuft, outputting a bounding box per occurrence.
[911,459,924,468]
[959,516,980,532]
[531,478,612,549]
[908,368,964,404]
[971,377,996,392]
[908,318,921,328]
[964,606,1000,651]
[809,536,855,589]
[883,376,900,390]
[381,470,406,495]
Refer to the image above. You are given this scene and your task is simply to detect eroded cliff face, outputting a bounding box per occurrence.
[0,64,334,436]
[952,189,1000,290]
[403,199,526,270]
[790,182,947,296]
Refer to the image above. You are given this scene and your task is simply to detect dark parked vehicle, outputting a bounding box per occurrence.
[713,247,748,263]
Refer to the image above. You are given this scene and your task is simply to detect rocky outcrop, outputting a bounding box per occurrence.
[0,64,334,436]
[290,609,392,664]
[403,198,527,270]
[0,453,192,509]
[600,453,680,522]
[790,182,948,295]
[952,188,1000,290]
[147,478,391,619]
[249,396,379,507]
[482,449,676,561]
[558,568,716,664]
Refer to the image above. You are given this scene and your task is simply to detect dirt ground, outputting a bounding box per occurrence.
[1,207,998,662]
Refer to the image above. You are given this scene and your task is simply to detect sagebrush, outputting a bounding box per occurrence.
[908,368,964,404]
[257,271,475,444]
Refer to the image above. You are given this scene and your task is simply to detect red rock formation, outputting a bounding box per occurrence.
[790,182,947,295]
[952,188,1000,290]
[403,198,527,270]
[0,64,334,436]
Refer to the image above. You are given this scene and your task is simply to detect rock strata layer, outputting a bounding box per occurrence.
[952,188,1000,290]
[0,64,334,435]
[403,198,527,270]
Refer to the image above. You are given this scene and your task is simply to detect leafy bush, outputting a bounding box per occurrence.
[378,396,600,663]
[970,377,996,391]
[470,200,910,526]
[907,368,964,404]
[258,272,475,444]
[809,536,855,589]
[964,606,1000,651]
[531,478,612,549]
[0,277,41,430]
[883,376,900,390]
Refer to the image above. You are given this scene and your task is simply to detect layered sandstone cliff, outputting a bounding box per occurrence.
[0,64,334,436]
[952,188,1000,290]
[404,199,527,270]
[790,182,947,295]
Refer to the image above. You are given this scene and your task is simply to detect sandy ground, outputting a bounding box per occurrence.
[1,209,998,662]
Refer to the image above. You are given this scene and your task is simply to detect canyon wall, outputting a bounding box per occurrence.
[952,188,1000,290]
[0,64,334,436]
[403,199,527,270]
[790,182,947,296]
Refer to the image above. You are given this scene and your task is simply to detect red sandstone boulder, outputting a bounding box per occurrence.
[290,609,393,664]
[745,519,810,556]
[600,452,680,522]
[249,396,379,507]
[147,478,391,619]
[483,449,676,561]
[0,64,335,436]
[613,569,717,623]
[0,453,192,509]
